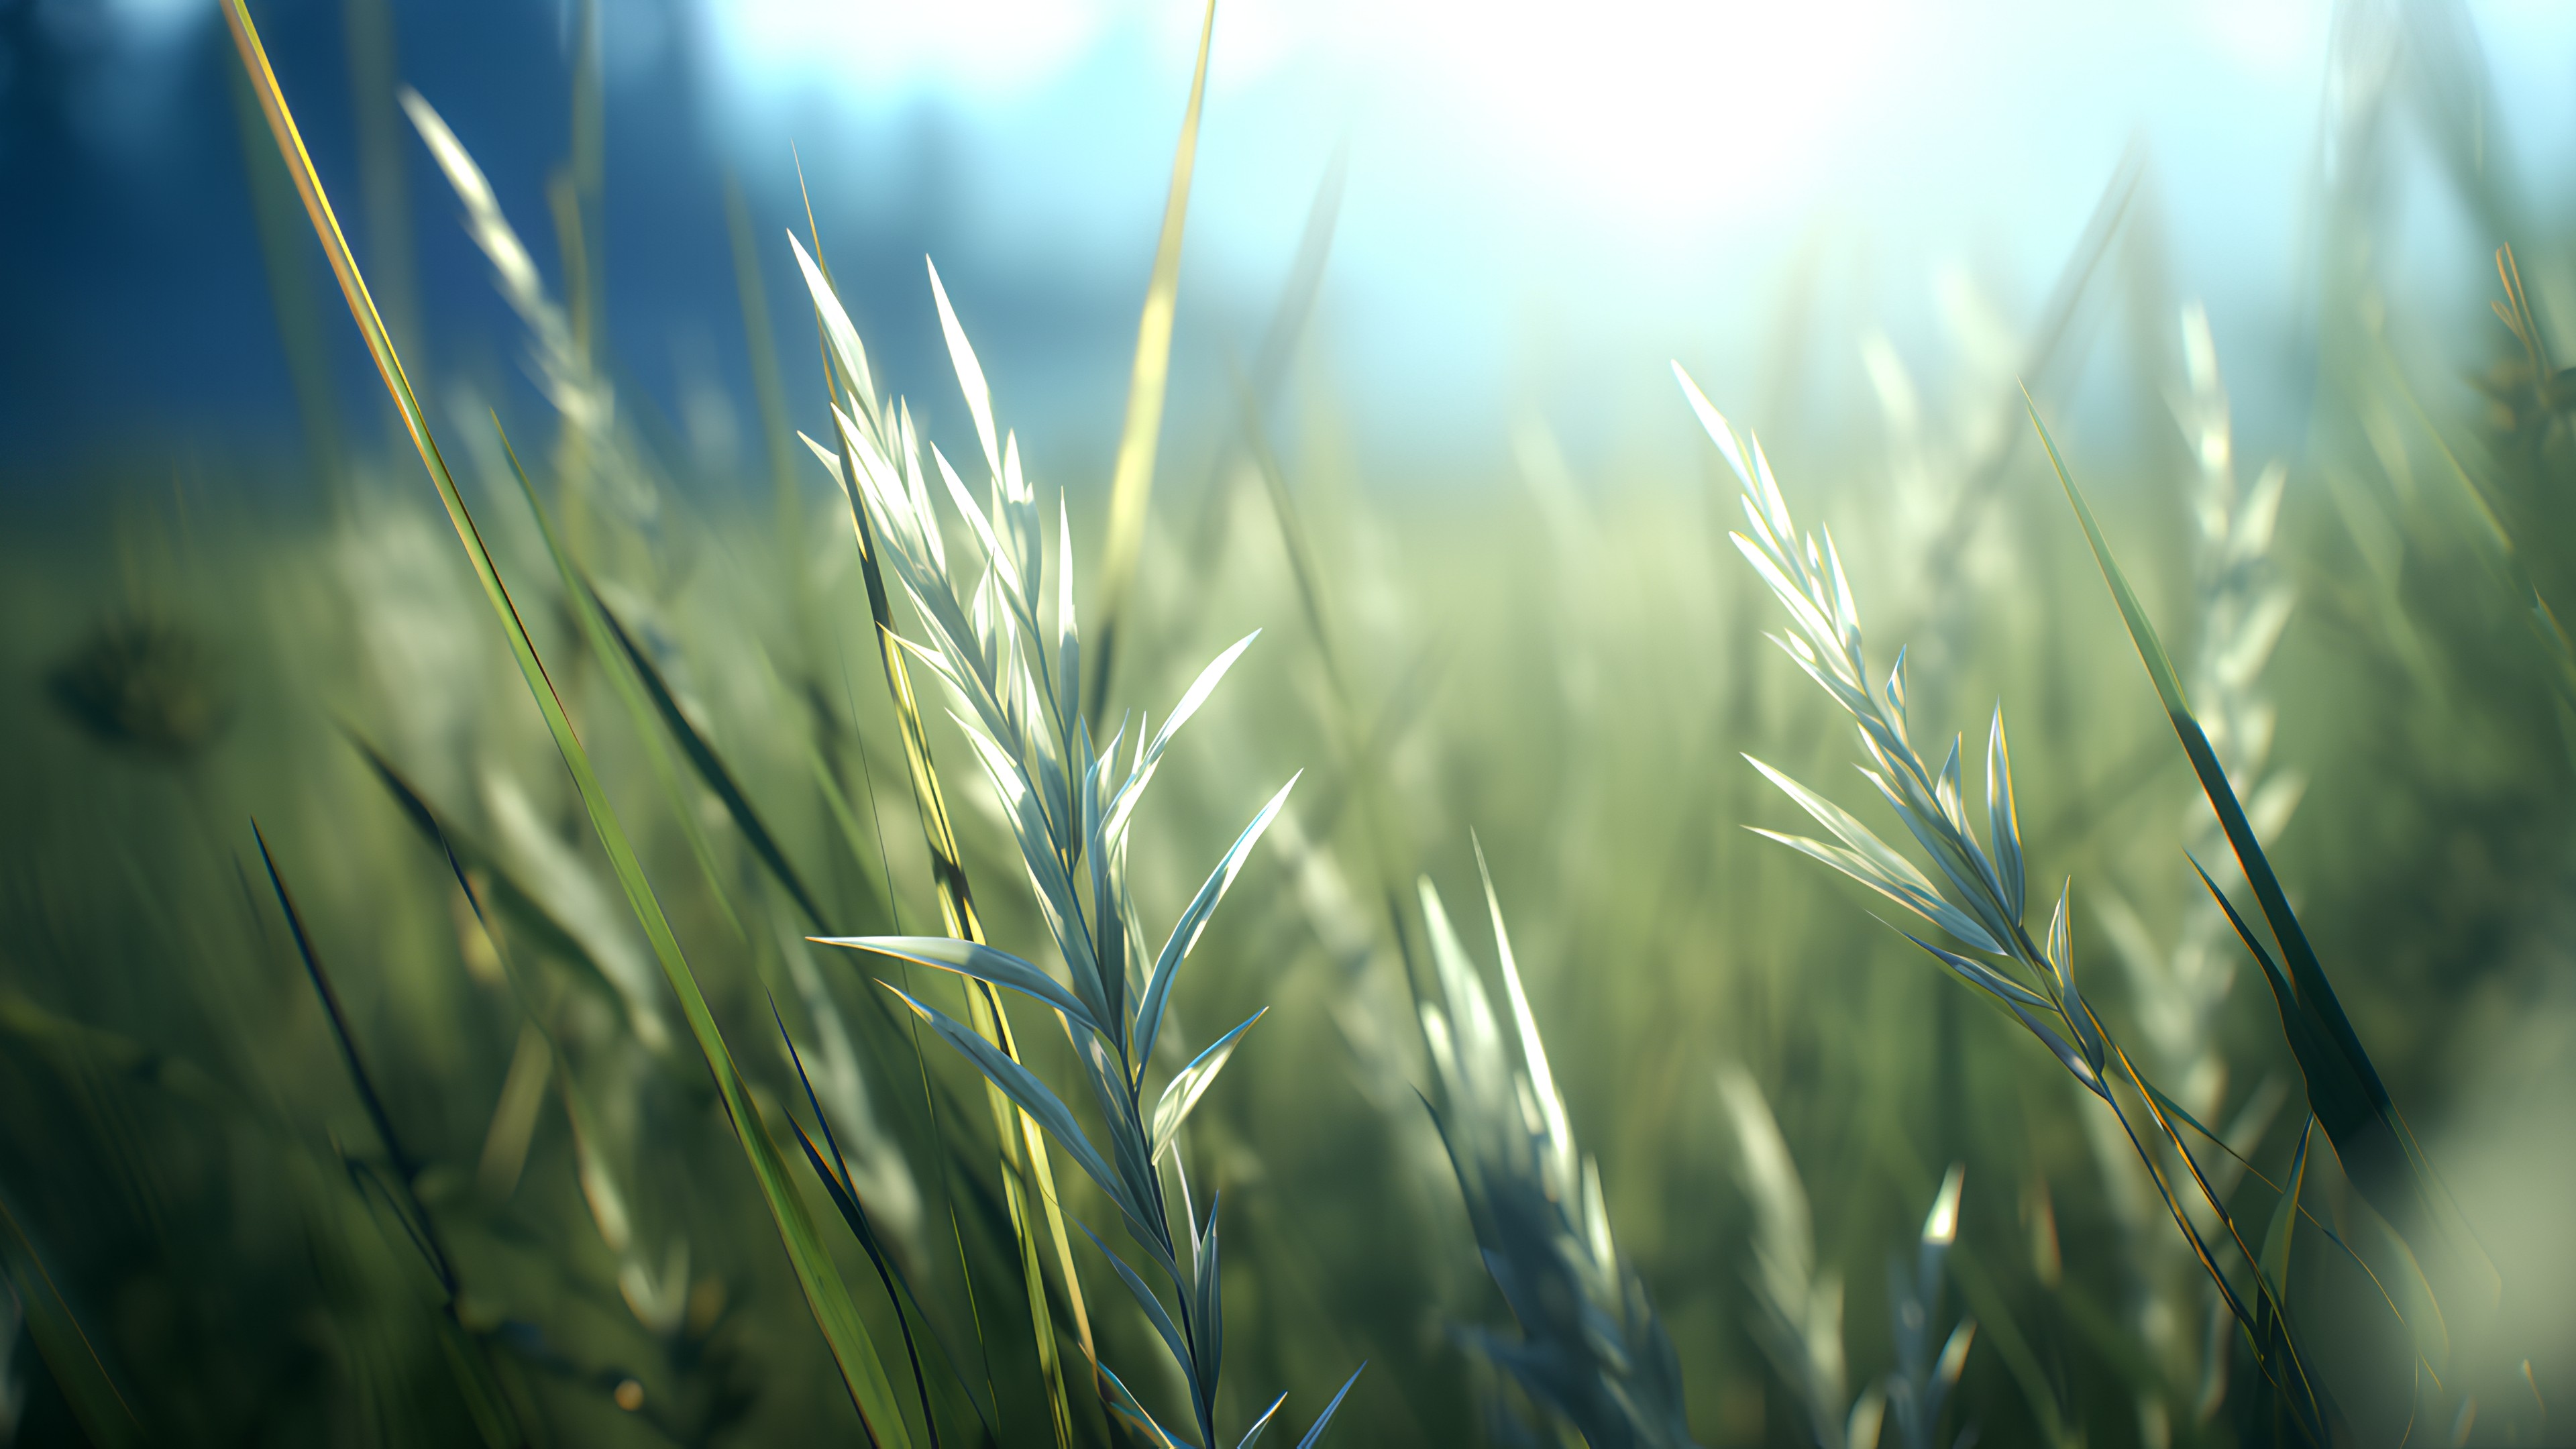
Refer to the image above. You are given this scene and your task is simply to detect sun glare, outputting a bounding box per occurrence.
[711,0,1905,234]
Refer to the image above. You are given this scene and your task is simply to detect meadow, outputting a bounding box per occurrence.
[3,2,2573,1446]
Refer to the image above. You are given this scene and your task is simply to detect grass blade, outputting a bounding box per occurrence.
[2031,398,2493,1309]
[883,988,1159,1263]
[823,936,1108,1043]
[1085,0,1218,722]
[252,825,523,1447]
[778,1009,979,1447]
[586,582,834,932]
[343,733,635,1024]
[217,9,916,1438]
[2243,1120,2337,1447]
[496,429,920,1444]
[1151,1008,1266,1161]
[0,1193,145,1449]
[801,213,1097,1446]
[1293,1362,1367,1448]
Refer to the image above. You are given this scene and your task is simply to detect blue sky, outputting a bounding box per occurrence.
[5,0,2572,489]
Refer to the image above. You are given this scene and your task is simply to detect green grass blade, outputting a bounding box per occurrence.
[496,469,749,946]
[822,936,1108,1043]
[778,1009,976,1446]
[1085,0,1217,722]
[1096,1361,1186,1448]
[1151,1009,1266,1162]
[586,582,834,932]
[802,212,1097,1443]
[253,826,429,1212]
[2245,1120,2338,1448]
[489,431,918,1445]
[883,988,1158,1261]
[0,1193,146,1449]
[256,826,526,1449]
[344,733,633,1021]
[2031,398,2494,1305]
[252,825,466,1302]
[1235,1392,1289,1449]
[1076,1220,1199,1428]
[1293,1363,1367,1449]
[1939,1238,2074,1449]
[216,9,916,1438]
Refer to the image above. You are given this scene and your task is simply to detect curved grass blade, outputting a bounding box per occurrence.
[345,733,631,1020]
[1086,0,1218,722]
[1235,1392,1289,1449]
[252,825,522,1446]
[780,1008,994,1446]
[1134,774,1299,1073]
[1096,1362,1186,1449]
[883,985,1165,1267]
[2243,1120,2334,1448]
[254,825,433,1225]
[490,441,746,944]
[2033,399,2491,1304]
[1744,755,2005,954]
[1152,1008,1266,1162]
[588,584,833,932]
[1936,1241,2074,1449]
[217,10,915,1437]
[0,1193,145,1449]
[798,221,1097,1440]
[822,936,1108,1043]
[1985,707,2025,922]
[1077,1221,1201,1432]
[1193,1197,1224,1404]
[1894,932,2106,1102]
[1295,1363,1367,1448]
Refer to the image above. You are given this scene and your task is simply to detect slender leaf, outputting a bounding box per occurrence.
[1078,1222,1201,1430]
[1235,1393,1288,1449]
[1984,707,2025,922]
[1087,0,1218,720]
[823,936,1108,1044]
[588,585,834,932]
[1295,1363,1368,1449]
[0,1193,145,1449]
[257,825,525,1446]
[1152,1009,1266,1162]
[1097,1362,1186,1449]
[1134,775,1300,1072]
[781,1008,996,1446]
[217,8,916,1435]
[345,733,635,1026]
[2036,400,2481,1297]
[885,987,1165,1267]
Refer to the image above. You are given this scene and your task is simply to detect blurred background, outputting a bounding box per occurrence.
[5,0,2576,1444]
[10,0,2575,484]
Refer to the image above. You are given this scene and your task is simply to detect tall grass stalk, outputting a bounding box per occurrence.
[1087,0,1215,724]
[399,88,657,544]
[217,7,921,1438]
[1715,1065,1878,1449]
[0,1275,24,1442]
[1676,364,2339,1442]
[1416,851,1696,1448]
[792,229,1098,1446]
[2085,303,2298,1442]
[404,87,947,1316]
[796,246,1360,1448]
